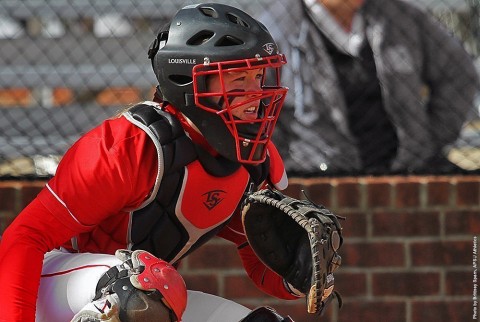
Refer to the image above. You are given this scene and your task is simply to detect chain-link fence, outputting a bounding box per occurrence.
[0,0,479,178]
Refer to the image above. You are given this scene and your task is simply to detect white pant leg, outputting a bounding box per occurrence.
[36,249,122,322]
[36,250,251,322]
[183,291,251,322]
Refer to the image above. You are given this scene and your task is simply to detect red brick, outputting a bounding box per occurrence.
[426,179,452,206]
[365,178,392,208]
[1,176,479,322]
[334,272,367,297]
[338,301,406,322]
[282,180,303,199]
[0,186,17,211]
[188,243,242,269]
[373,272,440,296]
[20,184,44,209]
[445,210,480,235]
[181,274,219,295]
[340,211,366,238]
[304,180,333,208]
[411,240,473,266]
[395,181,421,208]
[0,211,16,234]
[372,211,440,236]
[456,178,480,206]
[224,275,269,299]
[411,301,473,322]
[445,270,473,296]
[268,302,335,322]
[341,242,404,267]
[336,180,361,208]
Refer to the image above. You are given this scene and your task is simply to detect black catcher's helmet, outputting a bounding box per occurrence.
[148,3,288,164]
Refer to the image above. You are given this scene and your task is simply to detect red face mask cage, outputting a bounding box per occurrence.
[192,54,288,164]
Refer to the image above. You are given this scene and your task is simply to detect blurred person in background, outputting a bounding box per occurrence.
[259,0,480,175]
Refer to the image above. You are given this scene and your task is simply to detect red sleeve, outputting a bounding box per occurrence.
[0,116,157,322]
[217,145,293,300]
[46,117,157,225]
[217,211,296,300]
[266,142,288,190]
[0,197,83,321]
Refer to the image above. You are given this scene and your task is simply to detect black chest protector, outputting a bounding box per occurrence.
[124,102,269,264]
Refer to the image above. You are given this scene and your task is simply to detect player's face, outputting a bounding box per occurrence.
[207,68,264,121]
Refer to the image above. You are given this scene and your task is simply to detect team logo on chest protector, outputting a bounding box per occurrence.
[202,190,227,210]
[179,161,250,229]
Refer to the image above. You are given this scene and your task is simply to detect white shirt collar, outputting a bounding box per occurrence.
[303,0,365,56]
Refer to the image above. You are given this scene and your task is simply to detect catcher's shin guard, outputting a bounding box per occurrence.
[94,250,187,321]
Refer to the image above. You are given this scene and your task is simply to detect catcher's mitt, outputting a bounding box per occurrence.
[241,188,343,315]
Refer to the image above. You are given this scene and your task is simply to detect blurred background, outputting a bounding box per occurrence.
[0,0,479,179]
[0,2,478,321]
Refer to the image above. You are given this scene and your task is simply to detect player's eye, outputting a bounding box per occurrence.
[232,76,246,82]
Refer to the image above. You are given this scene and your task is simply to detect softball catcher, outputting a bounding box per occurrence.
[0,3,340,322]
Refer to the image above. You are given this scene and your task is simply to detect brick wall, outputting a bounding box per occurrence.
[1,176,479,322]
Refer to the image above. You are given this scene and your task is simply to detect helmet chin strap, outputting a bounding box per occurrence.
[153,87,219,157]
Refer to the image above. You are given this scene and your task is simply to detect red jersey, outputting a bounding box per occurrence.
[0,106,294,322]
